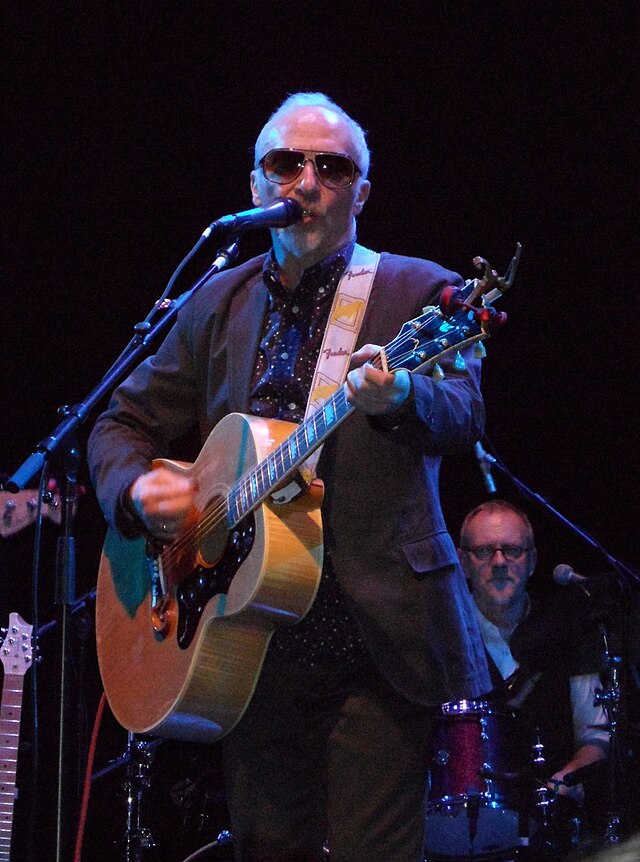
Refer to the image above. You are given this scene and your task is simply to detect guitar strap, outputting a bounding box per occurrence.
[271,244,380,503]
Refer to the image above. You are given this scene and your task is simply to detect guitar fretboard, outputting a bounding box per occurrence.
[0,674,25,861]
[228,384,354,526]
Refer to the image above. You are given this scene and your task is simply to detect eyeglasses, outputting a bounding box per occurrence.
[259,148,361,189]
[462,545,532,561]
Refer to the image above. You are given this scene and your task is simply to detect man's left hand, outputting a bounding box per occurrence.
[346,344,411,415]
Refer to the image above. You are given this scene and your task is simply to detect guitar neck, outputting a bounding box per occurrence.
[227,302,460,526]
[0,674,25,861]
[228,383,355,525]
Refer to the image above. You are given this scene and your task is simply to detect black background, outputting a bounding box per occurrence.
[1,3,638,860]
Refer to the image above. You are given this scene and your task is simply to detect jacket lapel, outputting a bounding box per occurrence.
[227,269,268,412]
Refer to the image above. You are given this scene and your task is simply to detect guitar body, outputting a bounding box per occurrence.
[96,413,323,743]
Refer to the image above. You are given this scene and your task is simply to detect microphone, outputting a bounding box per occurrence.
[553,563,595,598]
[474,441,497,494]
[553,563,619,600]
[553,563,590,587]
[203,198,304,238]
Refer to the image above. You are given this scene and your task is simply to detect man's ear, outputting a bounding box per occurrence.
[353,179,371,216]
[457,547,470,579]
[250,171,262,207]
[527,546,538,579]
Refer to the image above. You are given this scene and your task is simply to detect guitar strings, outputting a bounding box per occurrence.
[159,319,442,570]
[158,309,449,571]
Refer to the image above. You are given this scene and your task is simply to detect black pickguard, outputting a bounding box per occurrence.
[176,514,255,648]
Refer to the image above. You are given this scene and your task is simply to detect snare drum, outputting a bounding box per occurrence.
[425,700,534,861]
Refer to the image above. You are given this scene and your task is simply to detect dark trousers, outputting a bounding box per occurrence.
[221,654,435,862]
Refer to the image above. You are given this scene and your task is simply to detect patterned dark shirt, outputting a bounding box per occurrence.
[250,241,368,667]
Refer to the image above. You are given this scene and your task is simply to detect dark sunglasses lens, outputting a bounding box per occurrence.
[263,151,304,183]
[315,153,355,187]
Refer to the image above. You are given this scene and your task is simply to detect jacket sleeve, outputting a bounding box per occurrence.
[87,303,200,535]
[366,256,485,453]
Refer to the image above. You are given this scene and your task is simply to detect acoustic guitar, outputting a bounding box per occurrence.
[96,250,519,743]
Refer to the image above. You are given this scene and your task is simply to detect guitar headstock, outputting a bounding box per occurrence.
[0,612,34,676]
[0,490,62,538]
[386,244,521,376]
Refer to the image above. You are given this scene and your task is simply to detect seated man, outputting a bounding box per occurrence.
[457,499,610,846]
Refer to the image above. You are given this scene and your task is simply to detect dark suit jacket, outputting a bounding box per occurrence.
[88,249,491,704]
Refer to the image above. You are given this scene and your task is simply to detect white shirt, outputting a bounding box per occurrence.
[474,604,609,751]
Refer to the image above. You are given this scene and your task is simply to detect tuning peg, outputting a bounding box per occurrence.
[439,286,464,316]
[453,352,466,371]
[473,342,487,359]
[432,364,445,382]
[3,500,16,523]
[477,307,508,330]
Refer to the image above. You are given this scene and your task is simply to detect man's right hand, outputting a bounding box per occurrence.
[129,467,196,539]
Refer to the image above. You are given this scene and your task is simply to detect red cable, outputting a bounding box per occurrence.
[73,691,106,862]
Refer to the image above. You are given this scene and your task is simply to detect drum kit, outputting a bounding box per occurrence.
[425,699,553,861]
[422,625,630,862]
[422,696,620,862]
[96,648,625,862]
[103,699,592,862]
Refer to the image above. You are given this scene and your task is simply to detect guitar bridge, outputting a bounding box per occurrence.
[147,546,175,638]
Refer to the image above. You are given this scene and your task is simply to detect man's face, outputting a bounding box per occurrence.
[458,509,537,616]
[250,106,370,267]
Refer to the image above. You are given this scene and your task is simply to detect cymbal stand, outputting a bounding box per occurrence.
[594,627,622,846]
[122,732,157,862]
[527,732,556,859]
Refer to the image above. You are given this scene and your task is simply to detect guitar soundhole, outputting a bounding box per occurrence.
[175,514,255,648]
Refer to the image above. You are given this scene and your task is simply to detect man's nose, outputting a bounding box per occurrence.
[490,549,510,569]
[297,159,320,193]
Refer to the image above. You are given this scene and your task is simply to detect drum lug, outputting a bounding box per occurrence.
[480,715,489,740]
[436,749,449,766]
[481,761,495,792]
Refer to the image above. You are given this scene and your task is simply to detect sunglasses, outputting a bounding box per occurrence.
[259,148,361,189]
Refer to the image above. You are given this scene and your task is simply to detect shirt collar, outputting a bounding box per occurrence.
[262,239,356,292]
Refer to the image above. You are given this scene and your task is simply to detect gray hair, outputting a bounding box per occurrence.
[254,92,371,179]
[459,499,535,548]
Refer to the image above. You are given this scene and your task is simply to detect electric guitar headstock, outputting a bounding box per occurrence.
[0,612,34,677]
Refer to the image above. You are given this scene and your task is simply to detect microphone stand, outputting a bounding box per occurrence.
[482,445,639,847]
[3,233,241,862]
[479,448,639,588]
